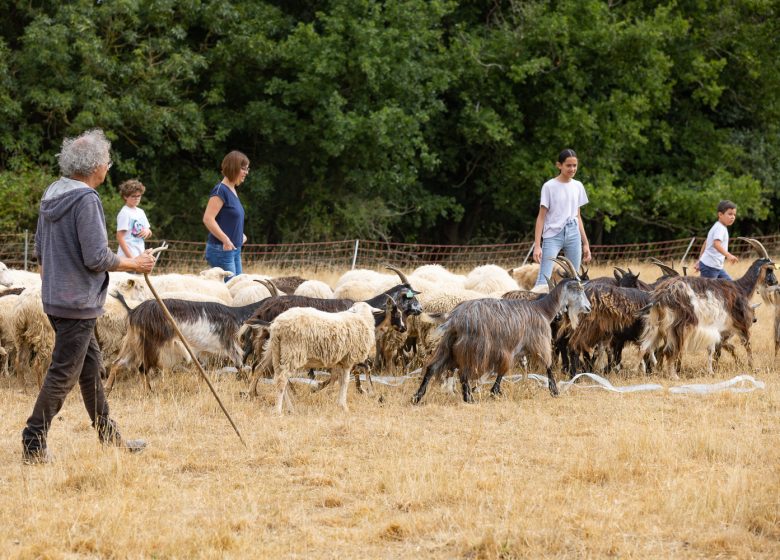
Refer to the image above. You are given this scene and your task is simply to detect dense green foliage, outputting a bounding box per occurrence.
[0,0,777,244]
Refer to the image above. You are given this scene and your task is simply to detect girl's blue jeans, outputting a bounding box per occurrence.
[205,243,242,279]
[698,261,732,280]
[535,218,582,287]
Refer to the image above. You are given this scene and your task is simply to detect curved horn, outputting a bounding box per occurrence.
[552,256,578,280]
[648,257,678,277]
[385,264,410,285]
[615,267,627,276]
[738,237,770,260]
[254,278,279,297]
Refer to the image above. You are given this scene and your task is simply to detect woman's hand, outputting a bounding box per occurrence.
[582,243,592,263]
[533,244,542,263]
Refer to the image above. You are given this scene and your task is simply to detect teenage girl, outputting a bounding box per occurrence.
[533,148,591,286]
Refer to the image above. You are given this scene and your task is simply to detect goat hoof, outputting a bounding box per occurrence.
[549,384,559,397]
[411,394,421,405]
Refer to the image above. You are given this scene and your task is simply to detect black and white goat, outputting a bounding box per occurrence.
[412,257,591,404]
[105,294,268,393]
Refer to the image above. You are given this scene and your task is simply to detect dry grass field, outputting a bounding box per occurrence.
[1,261,779,559]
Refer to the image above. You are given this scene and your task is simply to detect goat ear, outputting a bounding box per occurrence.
[751,302,762,310]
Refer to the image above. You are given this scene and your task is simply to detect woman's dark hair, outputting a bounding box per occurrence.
[221,151,250,183]
[717,200,737,214]
[558,149,577,163]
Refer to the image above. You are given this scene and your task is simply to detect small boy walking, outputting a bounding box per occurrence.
[694,200,738,280]
[116,179,152,258]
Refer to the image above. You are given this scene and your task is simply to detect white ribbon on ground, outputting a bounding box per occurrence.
[256,370,765,396]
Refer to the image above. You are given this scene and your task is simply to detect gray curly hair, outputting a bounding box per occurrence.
[57,129,112,177]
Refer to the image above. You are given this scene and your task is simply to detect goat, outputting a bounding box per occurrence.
[568,284,652,373]
[411,257,591,404]
[105,294,268,393]
[255,301,396,413]
[758,284,780,356]
[639,238,776,376]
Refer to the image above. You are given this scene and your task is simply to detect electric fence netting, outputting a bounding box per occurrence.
[2,233,779,272]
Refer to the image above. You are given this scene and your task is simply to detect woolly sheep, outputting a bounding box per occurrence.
[231,283,273,306]
[464,264,520,295]
[0,293,20,376]
[294,280,334,299]
[508,263,539,290]
[410,264,467,289]
[146,273,233,304]
[199,267,234,282]
[259,302,380,414]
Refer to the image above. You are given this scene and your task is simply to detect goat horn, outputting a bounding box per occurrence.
[648,257,679,277]
[255,278,279,297]
[615,267,627,275]
[545,275,556,292]
[737,237,770,260]
[385,265,410,285]
[552,256,578,280]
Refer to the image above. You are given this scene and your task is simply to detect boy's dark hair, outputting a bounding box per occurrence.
[557,148,577,163]
[221,150,250,183]
[118,179,145,198]
[717,200,737,214]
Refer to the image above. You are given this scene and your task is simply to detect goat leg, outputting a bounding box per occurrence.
[490,373,504,396]
[546,366,559,397]
[411,363,438,405]
[460,375,474,404]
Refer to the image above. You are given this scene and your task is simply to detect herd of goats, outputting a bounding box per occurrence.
[0,236,778,413]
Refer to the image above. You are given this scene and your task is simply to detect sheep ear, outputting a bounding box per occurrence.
[127,278,136,287]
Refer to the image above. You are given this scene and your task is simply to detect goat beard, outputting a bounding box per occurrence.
[566,307,582,330]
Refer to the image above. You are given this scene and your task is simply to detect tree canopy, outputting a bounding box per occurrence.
[1,0,777,244]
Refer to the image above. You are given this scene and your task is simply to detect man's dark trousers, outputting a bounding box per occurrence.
[22,316,113,452]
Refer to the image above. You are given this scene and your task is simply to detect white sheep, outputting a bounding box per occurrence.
[199,267,234,282]
[231,283,273,306]
[227,274,272,298]
[416,287,489,314]
[259,302,380,414]
[0,292,21,376]
[0,265,41,289]
[293,279,334,299]
[464,264,520,295]
[410,264,467,289]
[146,273,233,304]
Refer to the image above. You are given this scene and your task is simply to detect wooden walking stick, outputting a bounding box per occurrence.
[144,243,247,447]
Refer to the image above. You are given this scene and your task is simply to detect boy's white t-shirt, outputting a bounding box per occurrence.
[116,205,150,258]
[699,221,729,269]
[540,178,589,238]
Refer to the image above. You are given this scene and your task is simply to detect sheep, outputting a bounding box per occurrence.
[0,262,11,288]
[410,264,467,289]
[199,267,234,282]
[639,239,776,376]
[508,263,539,290]
[464,264,520,295]
[0,290,22,376]
[227,274,272,298]
[412,257,591,404]
[241,270,422,375]
[0,265,41,289]
[257,301,388,414]
[146,273,233,304]
[294,280,334,299]
[230,283,273,306]
[105,294,269,393]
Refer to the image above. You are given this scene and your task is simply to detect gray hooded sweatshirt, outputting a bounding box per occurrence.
[35,177,121,319]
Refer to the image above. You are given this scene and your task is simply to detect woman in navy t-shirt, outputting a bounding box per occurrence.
[203,150,249,277]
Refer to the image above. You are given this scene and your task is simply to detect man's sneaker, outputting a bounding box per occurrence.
[22,447,53,465]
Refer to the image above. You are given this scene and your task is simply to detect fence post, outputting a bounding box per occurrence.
[351,239,359,270]
[24,230,29,271]
[680,236,696,265]
[521,243,534,266]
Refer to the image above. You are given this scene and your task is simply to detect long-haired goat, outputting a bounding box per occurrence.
[639,238,776,376]
[105,295,268,393]
[411,257,591,404]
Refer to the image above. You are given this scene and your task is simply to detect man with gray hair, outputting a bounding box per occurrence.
[22,128,157,464]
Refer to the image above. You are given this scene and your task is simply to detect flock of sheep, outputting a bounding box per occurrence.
[0,237,778,413]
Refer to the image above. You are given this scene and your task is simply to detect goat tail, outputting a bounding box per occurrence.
[423,326,457,380]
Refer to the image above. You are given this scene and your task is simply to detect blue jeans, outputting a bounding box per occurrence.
[535,218,582,286]
[698,261,732,280]
[205,243,242,279]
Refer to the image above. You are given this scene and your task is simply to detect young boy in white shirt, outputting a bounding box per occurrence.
[116,179,152,258]
[694,200,738,280]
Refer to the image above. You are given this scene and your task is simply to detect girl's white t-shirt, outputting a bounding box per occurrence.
[539,178,588,238]
[699,221,729,269]
[116,205,150,258]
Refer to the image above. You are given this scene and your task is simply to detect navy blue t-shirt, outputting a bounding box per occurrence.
[207,182,245,249]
